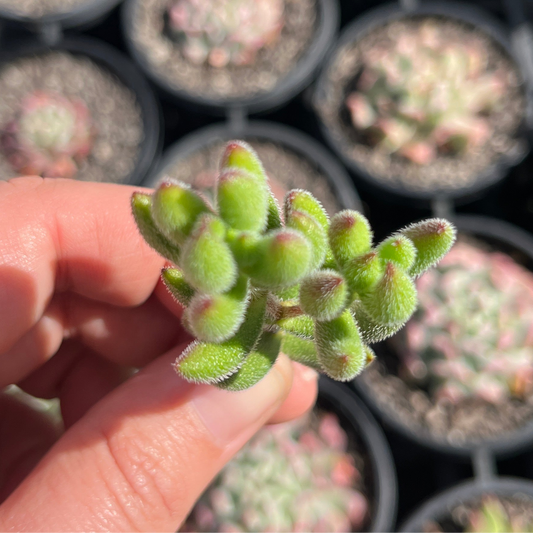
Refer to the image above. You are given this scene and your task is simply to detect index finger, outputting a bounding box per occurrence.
[0,177,165,355]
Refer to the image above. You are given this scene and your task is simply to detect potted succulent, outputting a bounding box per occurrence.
[132,139,455,388]
[0,0,123,41]
[353,215,533,459]
[143,121,363,216]
[313,1,531,205]
[181,378,398,532]
[0,37,161,184]
[400,477,533,532]
[122,0,339,115]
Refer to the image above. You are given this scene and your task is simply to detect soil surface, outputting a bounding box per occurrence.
[424,494,533,532]
[129,0,317,99]
[0,52,144,183]
[315,16,526,193]
[0,0,91,17]
[159,140,342,215]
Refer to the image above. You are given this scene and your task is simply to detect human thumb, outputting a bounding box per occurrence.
[0,346,294,532]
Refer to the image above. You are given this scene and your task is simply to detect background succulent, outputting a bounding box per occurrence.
[181,411,369,533]
[167,0,284,68]
[426,495,533,533]
[346,22,506,164]
[395,240,533,405]
[0,91,93,179]
[132,140,455,390]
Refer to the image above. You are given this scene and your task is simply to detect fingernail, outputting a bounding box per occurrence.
[300,366,319,383]
[191,355,293,448]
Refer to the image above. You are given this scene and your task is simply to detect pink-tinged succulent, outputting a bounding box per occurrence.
[346,22,506,164]
[1,91,93,179]
[167,0,284,68]
[396,240,533,405]
[181,412,369,533]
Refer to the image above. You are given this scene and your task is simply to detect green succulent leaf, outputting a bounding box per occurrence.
[152,180,210,245]
[400,218,457,277]
[344,251,384,296]
[351,300,405,344]
[275,283,300,301]
[131,193,181,265]
[175,291,268,384]
[276,315,314,339]
[184,275,250,343]
[244,229,311,289]
[284,189,329,230]
[361,262,417,326]
[314,310,366,381]
[377,234,417,271]
[181,214,237,294]
[266,194,283,231]
[161,267,195,307]
[280,333,322,371]
[328,210,372,267]
[299,270,348,321]
[216,331,281,391]
[220,140,267,183]
[217,168,268,232]
[285,209,327,273]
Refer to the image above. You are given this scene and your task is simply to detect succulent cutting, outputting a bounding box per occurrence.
[346,22,506,164]
[467,497,533,533]
[132,140,455,390]
[182,411,368,532]
[0,91,93,179]
[167,0,284,68]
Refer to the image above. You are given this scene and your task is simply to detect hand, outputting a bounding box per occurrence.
[0,177,318,532]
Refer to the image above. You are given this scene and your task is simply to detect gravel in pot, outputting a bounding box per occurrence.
[181,379,397,532]
[400,478,533,532]
[353,215,533,458]
[0,38,161,184]
[143,121,363,215]
[314,2,530,203]
[122,0,339,114]
[0,0,123,32]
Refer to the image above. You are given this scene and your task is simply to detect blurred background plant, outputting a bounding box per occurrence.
[346,22,506,165]
[0,91,93,179]
[167,0,284,68]
[395,240,533,405]
[181,411,369,533]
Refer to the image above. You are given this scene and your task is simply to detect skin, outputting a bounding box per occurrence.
[0,177,318,532]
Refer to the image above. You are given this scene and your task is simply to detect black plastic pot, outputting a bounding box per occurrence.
[400,477,533,531]
[318,377,398,532]
[0,36,162,186]
[122,0,340,116]
[143,120,363,213]
[352,214,533,460]
[313,1,532,207]
[0,0,123,43]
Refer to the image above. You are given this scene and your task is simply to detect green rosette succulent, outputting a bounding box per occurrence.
[132,140,456,389]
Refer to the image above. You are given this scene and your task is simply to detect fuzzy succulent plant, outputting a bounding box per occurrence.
[131,140,455,390]
[167,0,284,68]
[181,411,368,532]
[0,91,93,179]
[396,240,533,405]
[346,22,506,164]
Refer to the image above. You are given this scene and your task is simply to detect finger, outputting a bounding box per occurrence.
[0,393,61,504]
[1,289,188,388]
[268,362,319,424]
[0,177,164,356]
[0,349,296,532]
